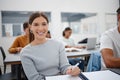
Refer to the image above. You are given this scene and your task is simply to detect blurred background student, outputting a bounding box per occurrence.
[62,27,86,49]
[46,30,51,38]
[8,22,30,74]
[8,22,30,53]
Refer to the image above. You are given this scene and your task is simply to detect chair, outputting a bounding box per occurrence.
[0,71,16,80]
[0,67,2,75]
[0,46,28,80]
[0,46,15,80]
[0,46,6,74]
[86,51,101,72]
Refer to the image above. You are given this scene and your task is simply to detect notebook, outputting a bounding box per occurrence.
[46,73,88,80]
[109,68,120,75]
[86,37,97,50]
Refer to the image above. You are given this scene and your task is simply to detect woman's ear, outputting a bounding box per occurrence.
[29,25,33,33]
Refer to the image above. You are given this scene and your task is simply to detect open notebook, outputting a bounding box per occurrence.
[46,73,88,80]
[109,68,120,75]
[65,47,83,52]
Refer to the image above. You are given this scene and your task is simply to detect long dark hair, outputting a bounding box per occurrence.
[28,12,49,43]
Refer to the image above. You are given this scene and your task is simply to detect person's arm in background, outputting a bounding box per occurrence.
[74,46,86,49]
[8,37,22,54]
[101,49,120,68]
[100,34,120,68]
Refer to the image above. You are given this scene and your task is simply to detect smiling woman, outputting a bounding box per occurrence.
[20,12,80,80]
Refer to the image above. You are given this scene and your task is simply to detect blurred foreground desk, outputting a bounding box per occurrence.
[83,70,120,80]
[46,70,120,80]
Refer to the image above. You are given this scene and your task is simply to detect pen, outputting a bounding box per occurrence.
[72,62,80,70]
[75,62,79,67]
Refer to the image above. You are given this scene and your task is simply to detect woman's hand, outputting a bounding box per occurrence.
[66,66,81,76]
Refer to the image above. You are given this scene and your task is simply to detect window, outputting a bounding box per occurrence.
[61,12,98,34]
[105,13,117,30]
[1,11,51,37]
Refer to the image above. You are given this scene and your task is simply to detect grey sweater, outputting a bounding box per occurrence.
[20,39,70,80]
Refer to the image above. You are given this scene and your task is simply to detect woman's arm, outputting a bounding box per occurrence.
[21,54,45,80]
[59,43,80,75]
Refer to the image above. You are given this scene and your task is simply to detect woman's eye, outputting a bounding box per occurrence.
[33,23,39,26]
[42,23,47,26]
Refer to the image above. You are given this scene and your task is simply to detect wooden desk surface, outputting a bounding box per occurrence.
[4,49,96,64]
[4,54,21,65]
[66,50,91,58]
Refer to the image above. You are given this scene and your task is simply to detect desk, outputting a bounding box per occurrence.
[5,50,92,63]
[46,70,120,80]
[4,50,96,80]
[4,54,21,65]
[83,70,120,80]
[66,50,91,58]
[4,54,21,80]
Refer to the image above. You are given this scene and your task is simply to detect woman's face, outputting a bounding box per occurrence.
[30,16,48,40]
[65,30,72,38]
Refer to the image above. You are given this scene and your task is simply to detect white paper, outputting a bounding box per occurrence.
[46,75,82,80]
[65,47,83,52]
[83,70,120,80]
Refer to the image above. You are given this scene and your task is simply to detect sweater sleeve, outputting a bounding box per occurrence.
[59,43,71,74]
[20,53,45,80]
[8,38,20,53]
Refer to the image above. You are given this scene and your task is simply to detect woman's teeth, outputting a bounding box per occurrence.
[38,32,44,35]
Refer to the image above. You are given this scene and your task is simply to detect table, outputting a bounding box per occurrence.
[4,54,21,80]
[66,50,91,58]
[5,49,92,64]
[83,70,120,80]
[4,54,21,65]
[4,49,94,80]
[46,70,120,80]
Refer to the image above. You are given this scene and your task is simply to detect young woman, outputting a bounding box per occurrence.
[20,12,80,80]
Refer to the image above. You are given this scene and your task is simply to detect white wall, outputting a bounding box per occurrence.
[0,0,119,56]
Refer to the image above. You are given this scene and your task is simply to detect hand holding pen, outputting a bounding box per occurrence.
[66,63,81,76]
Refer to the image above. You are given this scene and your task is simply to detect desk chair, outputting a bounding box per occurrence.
[86,51,101,72]
[0,66,17,80]
[0,46,6,74]
[0,67,2,75]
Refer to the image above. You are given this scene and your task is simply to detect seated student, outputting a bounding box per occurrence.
[62,27,86,49]
[20,12,80,80]
[46,30,51,38]
[61,27,85,71]
[8,22,30,74]
[8,22,30,53]
[100,7,120,69]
